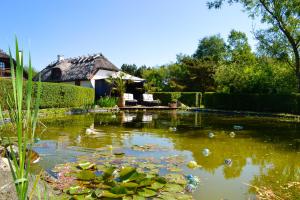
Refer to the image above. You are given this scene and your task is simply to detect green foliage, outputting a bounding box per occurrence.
[121,64,148,77]
[203,92,300,114]
[193,34,227,63]
[108,72,127,96]
[171,92,181,102]
[227,29,256,66]
[214,59,297,94]
[0,39,41,200]
[152,92,202,107]
[96,96,118,107]
[0,79,95,109]
[208,0,300,90]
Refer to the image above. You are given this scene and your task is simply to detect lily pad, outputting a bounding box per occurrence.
[138,188,157,197]
[163,184,184,193]
[76,170,96,181]
[164,174,187,185]
[68,186,90,195]
[149,181,165,190]
[78,162,95,170]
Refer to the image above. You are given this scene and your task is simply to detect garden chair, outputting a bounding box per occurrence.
[124,93,138,106]
[142,94,161,106]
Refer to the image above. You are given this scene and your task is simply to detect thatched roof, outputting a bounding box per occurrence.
[34,53,120,82]
[0,49,10,59]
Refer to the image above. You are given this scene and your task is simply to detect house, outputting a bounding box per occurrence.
[0,49,27,79]
[34,53,144,99]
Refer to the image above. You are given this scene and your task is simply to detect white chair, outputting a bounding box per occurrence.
[124,93,138,106]
[142,94,160,106]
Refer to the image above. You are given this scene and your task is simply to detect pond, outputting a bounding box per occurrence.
[19,111,300,199]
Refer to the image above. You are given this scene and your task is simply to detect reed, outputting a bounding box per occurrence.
[0,38,41,200]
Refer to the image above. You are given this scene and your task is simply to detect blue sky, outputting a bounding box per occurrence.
[0,0,262,70]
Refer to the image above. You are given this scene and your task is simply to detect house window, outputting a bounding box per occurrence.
[0,62,5,76]
[51,68,62,80]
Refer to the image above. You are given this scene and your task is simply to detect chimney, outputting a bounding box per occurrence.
[57,55,64,62]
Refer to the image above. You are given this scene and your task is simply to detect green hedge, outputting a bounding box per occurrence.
[151,92,202,107]
[0,78,95,109]
[203,92,300,114]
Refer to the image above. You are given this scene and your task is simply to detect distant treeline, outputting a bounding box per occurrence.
[122,30,296,94]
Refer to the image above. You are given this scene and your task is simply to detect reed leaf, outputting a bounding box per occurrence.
[0,38,41,200]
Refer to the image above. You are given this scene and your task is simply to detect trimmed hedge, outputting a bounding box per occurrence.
[203,92,300,114]
[0,78,94,109]
[152,92,202,107]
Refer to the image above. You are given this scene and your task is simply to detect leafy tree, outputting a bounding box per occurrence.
[207,0,300,90]
[227,30,256,66]
[121,64,138,76]
[121,64,148,77]
[193,34,227,63]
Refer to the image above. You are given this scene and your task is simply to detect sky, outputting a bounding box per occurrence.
[0,0,263,71]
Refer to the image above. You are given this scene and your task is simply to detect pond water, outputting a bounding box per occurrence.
[29,111,299,199]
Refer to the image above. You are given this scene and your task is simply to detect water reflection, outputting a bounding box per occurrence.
[30,111,300,199]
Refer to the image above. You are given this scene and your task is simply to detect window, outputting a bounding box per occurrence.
[0,62,5,76]
[51,68,62,80]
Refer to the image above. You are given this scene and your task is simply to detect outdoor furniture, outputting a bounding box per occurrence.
[142,94,161,106]
[124,93,138,106]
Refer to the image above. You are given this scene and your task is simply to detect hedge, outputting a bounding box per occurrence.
[0,78,95,109]
[151,92,202,107]
[203,92,300,114]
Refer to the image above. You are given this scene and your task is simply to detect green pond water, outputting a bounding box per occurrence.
[10,111,300,199]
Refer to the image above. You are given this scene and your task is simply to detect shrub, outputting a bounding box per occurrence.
[203,92,300,114]
[96,96,118,107]
[151,92,202,107]
[0,78,95,109]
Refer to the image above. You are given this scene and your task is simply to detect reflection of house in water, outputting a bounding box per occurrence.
[121,112,137,123]
[142,114,153,122]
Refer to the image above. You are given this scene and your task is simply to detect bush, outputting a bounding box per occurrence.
[152,92,202,107]
[0,78,95,109]
[203,92,300,114]
[96,96,118,107]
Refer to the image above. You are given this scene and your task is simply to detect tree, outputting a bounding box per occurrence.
[193,34,227,63]
[121,64,138,76]
[227,30,256,66]
[207,0,300,90]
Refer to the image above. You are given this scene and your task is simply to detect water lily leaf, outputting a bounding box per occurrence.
[76,170,96,181]
[111,186,128,194]
[78,162,95,170]
[137,188,157,197]
[119,167,136,178]
[122,196,133,200]
[68,186,90,195]
[132,195,145,200]
[162,184,184,193]
[164,174,187,185]
[138,178,153,187]
[155,177,167,184]
[149,181,165,190]
[120,182,139,188]
[102,190,126,198]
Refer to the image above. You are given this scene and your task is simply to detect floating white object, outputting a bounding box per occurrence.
[187,161,199,169]
[202,148,211,157]
[229,132,236,138]
[208,132,215,138]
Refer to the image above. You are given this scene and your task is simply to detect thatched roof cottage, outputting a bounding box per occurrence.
[35,53,144,98]
[0,49,28,79]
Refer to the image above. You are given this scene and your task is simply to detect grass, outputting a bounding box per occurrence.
[0,38,41,200]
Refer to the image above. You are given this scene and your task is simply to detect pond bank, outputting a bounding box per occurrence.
[192,107,300,122]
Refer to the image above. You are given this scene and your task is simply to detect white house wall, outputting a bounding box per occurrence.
[80,80,93,88]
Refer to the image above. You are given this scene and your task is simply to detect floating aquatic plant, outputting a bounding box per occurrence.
[46,145,199,199]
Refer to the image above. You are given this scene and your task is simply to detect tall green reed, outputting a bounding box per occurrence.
[0,39,41,200]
